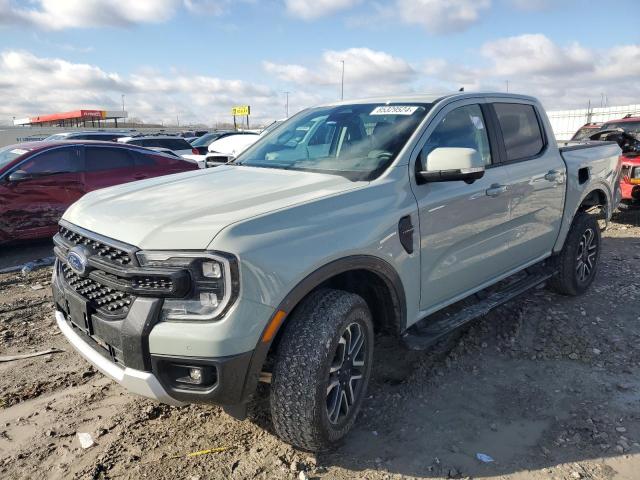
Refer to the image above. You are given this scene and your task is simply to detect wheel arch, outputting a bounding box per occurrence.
[554,184,611,254]
[236,255,407,405]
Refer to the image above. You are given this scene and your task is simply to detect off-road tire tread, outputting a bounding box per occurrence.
[270,288,373,451]
[548,212,600,296]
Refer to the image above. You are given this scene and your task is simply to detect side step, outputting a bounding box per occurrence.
[402,271,553,351]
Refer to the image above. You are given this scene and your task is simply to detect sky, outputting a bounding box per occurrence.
[0,0,639,126]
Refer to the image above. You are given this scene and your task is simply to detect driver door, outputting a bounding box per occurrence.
[0,147,83,240]
[411,100,514,313]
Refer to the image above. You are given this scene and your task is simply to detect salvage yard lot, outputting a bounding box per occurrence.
[0,210,639,480]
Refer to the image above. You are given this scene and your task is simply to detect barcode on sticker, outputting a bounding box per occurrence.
[370,106,419,116]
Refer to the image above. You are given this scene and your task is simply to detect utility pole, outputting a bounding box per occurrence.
[121,94,125,113]
[506,80,509,92]
[284,91,290,118]
[340,60,345,100]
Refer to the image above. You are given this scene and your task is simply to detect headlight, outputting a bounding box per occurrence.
[136,251,239,321]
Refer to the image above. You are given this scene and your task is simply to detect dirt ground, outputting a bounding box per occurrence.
[1,210,639,480]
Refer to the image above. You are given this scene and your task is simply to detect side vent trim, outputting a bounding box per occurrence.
[398,216,414,254]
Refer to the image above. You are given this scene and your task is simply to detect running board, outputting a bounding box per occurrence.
[402,271,553,351]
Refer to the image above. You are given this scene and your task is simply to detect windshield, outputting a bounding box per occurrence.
[571,127,598,141]
[0,145,32,170]
[44,133,68,141]
[236,103,431,180]
[191,132,227,147]
[600,121,640,134]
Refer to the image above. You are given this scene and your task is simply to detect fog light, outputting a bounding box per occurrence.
[202,261,222,278]
[189,367,203,383]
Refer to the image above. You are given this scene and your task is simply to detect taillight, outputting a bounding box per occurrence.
[192,148,199,155]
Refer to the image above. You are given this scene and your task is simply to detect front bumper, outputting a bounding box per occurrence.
[55,310,184,406]
[51,221,275,407]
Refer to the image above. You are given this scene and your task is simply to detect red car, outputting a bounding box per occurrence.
[0,141,199,244]
[588,116,640,208]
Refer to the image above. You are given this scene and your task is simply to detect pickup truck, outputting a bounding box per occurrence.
[51,93,622,451]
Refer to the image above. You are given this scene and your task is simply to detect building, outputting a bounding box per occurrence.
[13,109,128,128]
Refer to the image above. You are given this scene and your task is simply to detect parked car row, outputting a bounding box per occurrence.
[0,123,280,244]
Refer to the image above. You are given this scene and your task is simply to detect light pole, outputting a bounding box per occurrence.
[121,94,125,113]
[284,91,290,118]
[340,60,345,100]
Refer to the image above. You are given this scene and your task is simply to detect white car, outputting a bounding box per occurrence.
[118,135,198,158]
[184,133,260,168]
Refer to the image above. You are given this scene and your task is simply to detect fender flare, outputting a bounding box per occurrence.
[236,255,407,405]
[553,182,613,253]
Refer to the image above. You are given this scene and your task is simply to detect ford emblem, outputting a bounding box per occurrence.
[67,247,88,275]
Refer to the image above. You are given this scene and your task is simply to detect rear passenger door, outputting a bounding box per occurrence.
[489,101,566,266]
[82,146,138,192]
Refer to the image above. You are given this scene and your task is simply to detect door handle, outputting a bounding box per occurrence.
[485,184,509,197]
[544,169,563,182]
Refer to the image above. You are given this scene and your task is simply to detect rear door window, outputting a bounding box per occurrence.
[132,151,156,167]
[494,103,545,161]
[85,147,134,171]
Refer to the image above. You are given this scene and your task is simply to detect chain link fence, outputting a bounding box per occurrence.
[548,104,640,141]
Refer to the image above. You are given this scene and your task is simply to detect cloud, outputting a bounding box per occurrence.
[481,34,593,76]
[395,0,491,34]
[0,50,278,125]
[0,0,230,30]
[264,47,416,97]
[284,0,361,20]
[422,35,640,109]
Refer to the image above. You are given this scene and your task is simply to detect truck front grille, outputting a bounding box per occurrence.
[59,226,133,266]
[61,263,133,315]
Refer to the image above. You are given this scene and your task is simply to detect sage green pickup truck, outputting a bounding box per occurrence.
[52,92,622,451]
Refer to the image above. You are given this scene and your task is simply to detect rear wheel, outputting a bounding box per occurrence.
[548,212,601,296]
[270,289,374,451]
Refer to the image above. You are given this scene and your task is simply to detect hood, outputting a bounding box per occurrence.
[63,165,362,250]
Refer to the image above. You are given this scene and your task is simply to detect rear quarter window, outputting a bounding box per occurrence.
[494,103,545,161]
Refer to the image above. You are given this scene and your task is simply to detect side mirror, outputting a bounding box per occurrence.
[418,147,485,183]
[8,170,31,182]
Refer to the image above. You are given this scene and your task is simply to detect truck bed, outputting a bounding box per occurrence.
[553,140,622,252]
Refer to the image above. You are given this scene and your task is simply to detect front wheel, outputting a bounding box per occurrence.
[270,289,374,451]
[548,212,601,296]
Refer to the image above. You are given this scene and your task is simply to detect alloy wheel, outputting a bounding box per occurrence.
[326,322,367,425]
[576,227,597,283]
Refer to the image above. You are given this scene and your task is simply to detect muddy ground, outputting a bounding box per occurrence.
[0,210,639,480]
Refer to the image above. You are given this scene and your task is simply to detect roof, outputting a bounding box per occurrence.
[4,139,165,152]
[603,116,640,123]
[319,92,539,107]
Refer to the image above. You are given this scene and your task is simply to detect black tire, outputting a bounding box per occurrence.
[548,212,601,296]
[270,288,374,451]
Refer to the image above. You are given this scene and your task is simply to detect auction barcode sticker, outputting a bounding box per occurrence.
[370,106,419,115]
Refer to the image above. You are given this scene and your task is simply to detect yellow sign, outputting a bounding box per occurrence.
[231,105,250,116]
